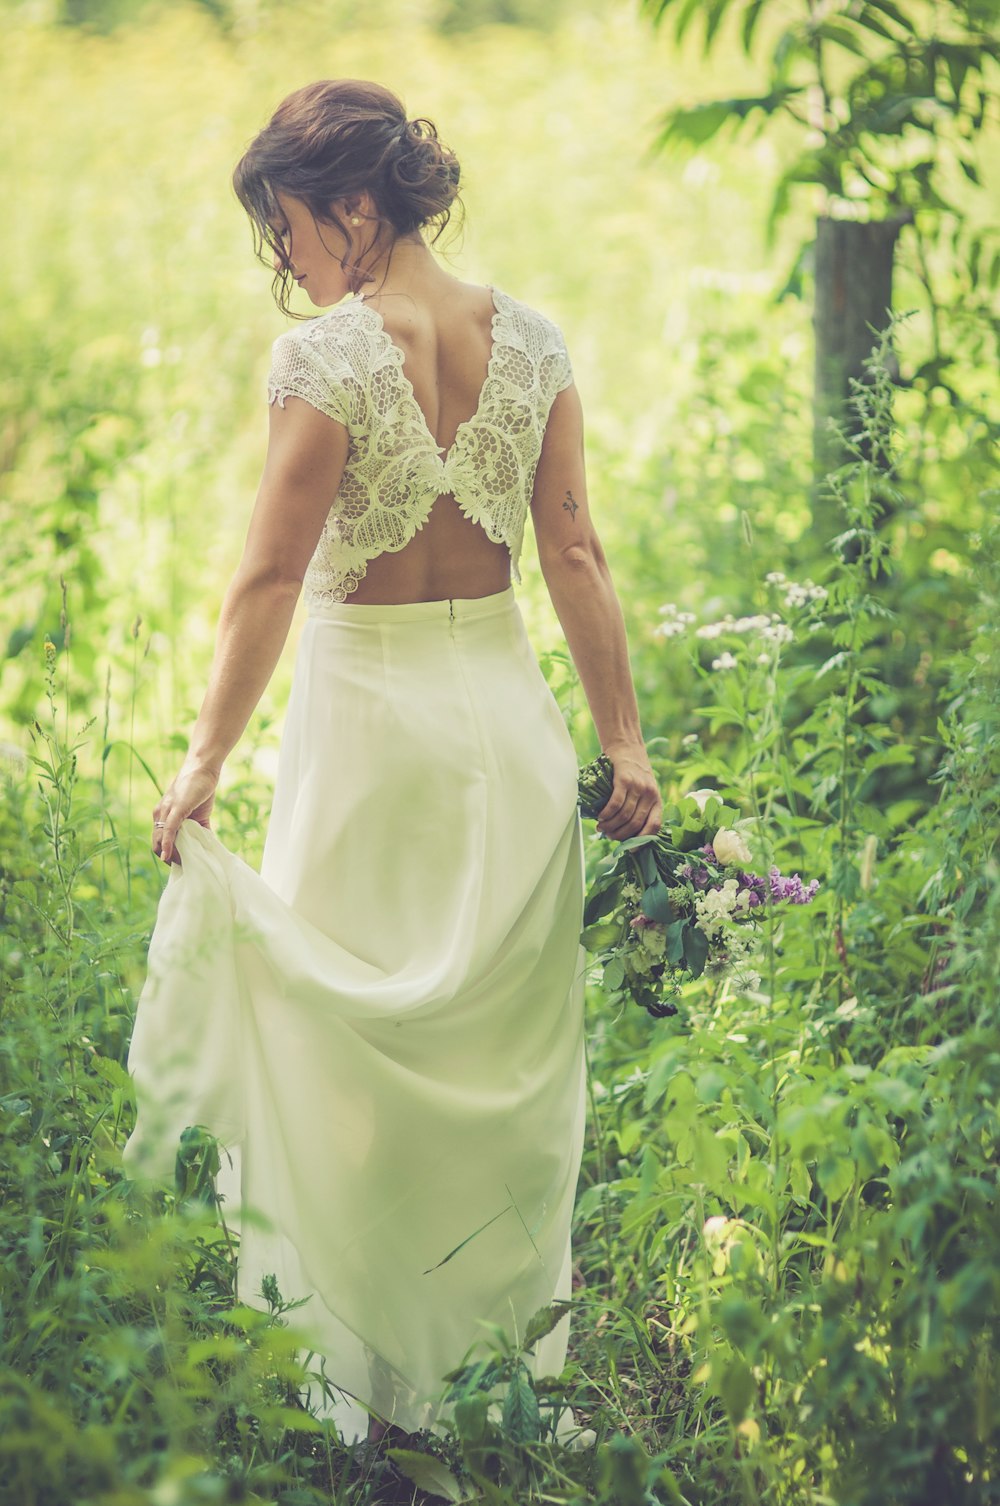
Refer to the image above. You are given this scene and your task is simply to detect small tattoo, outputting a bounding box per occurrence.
[562,490,579,520]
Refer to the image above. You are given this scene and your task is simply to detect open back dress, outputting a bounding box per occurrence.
[121,284,588,1442]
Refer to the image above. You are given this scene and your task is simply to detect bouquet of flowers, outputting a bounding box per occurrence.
[577,755,820,1017]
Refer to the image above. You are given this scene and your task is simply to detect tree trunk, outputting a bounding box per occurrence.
[811,214,910,542]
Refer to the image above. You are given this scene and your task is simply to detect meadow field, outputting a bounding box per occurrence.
[2,1,999,1502]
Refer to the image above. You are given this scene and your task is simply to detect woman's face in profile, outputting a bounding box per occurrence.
[271,190,369,307]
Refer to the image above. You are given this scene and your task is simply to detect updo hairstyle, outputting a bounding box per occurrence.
[233,78,463,316]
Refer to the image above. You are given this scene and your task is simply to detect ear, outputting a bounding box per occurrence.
[342,189,378,223]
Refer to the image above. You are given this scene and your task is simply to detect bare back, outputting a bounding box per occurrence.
[345,282,513,605]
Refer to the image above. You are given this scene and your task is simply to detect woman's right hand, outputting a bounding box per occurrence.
[595,742,662,841]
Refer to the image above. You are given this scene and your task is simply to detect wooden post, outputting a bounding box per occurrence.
[811,214,911,544]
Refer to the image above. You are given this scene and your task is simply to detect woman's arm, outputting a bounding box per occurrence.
[152,396,349,864]
[530,381,661,841]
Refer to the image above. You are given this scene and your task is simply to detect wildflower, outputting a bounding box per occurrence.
[762,622,793,644]
[712,828,753,866]
[768,866,820,903]
[653,619,687,638]
[685,787,720,812]
[681,732,699,747]
[695,621,725,639]
[711,651,738,670]
[764,571,786,584]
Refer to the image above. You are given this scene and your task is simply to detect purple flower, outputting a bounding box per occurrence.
[768,865,820,904]
[679,859,713,888]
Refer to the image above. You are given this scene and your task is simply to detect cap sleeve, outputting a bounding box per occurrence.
[267,327,352,427]
[552,327,574,393]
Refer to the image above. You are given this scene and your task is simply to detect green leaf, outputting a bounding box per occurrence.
[502,1364,541,1443]
[597,1434,650,1506]
[665,920,686,965]
[817,1154,855,1203]
[90,1053,134,1100]
[812,19,870,57]
[717,1354,755,1423]
[522,1299,573,1350]
[583,874,622,925]
[741,0,766,53]
[682,923,709,977]
[453,1392,490,1444]
[641,880,675,923]
[581,920,622,950]
[603,956,626,992]
[386,1448,464,1502]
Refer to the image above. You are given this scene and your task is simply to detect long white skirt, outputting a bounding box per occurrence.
[121,585,587,1440]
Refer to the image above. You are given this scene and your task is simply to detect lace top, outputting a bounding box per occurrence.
[266,285,574,606]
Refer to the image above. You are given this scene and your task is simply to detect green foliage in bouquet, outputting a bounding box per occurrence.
[578,757,740,1017]
[578,755,819,1017]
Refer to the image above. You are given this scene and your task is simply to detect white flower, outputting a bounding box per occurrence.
[711,651,738,671]
[762,622,794,644]
[764,571,786,584]
[756,652,770,665]
[712,828,752,866]
[653,620,686,638]
[681,732,699,747]
[695,621,725,639]
[703,1215,731,1241]
[685,786,720,812]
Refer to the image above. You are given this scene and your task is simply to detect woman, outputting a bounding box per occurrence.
[121,79,660,1445]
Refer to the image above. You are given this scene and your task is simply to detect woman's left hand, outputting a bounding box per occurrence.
[152,760,219,866]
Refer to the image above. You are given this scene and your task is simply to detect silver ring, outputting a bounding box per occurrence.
[153,821,165,828]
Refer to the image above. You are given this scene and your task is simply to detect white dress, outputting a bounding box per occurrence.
[121,287,587,1441]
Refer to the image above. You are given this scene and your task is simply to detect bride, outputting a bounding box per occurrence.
[122,77,661,1446]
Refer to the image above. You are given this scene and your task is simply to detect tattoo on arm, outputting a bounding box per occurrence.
[562,489,579,521]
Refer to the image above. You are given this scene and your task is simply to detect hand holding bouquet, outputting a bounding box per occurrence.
[577,756,820,1017]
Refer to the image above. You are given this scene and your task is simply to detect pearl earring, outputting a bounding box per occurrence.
[351,216,361,225]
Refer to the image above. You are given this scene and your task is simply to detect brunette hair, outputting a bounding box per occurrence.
[232,79,463,317]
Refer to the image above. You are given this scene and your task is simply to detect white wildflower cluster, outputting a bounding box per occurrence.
[765,571,828,608]
[693,879,752,941]
[654,602,697,639]
[655,584,817,663]
[761,621,794,644]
